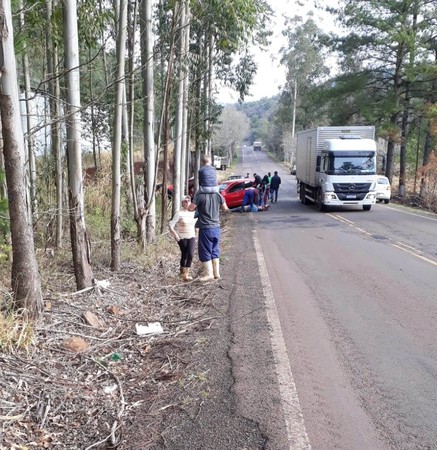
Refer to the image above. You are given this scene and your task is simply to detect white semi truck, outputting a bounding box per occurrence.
[296,126,378,211]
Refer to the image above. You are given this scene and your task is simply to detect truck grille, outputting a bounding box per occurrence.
[333,183,372,201]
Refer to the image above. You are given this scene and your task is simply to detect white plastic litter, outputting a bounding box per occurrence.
[103,384,118,394]
[135,322,164,335]
[95,279,111,289]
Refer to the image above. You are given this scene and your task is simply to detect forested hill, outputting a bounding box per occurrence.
[234,96,279,145]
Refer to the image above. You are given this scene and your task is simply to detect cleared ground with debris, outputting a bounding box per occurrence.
[0,213,269,449]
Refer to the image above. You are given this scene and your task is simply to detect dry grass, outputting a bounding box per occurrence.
[0,309,35,353]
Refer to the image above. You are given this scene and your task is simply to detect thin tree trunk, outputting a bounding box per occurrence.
[156,5,177,234]
[63,0,94,289]
[19,0,37,220]
[0,0,43,319]
[398,84,410,198]
[46,0,63,248]
[172,0,185,216]
[111,0,127,271]
[140,0,156,246]
[180,0,190,195]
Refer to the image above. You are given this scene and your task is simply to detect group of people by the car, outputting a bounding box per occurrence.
[169,154,228,283]
[239,170,281,212]
[168,155,282,283]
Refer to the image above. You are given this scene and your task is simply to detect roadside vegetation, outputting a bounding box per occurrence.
[0,0,436,446]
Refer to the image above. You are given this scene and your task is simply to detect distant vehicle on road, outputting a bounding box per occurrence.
[213,155,230,170]
[253,141,262,151]
[376,176,391,204]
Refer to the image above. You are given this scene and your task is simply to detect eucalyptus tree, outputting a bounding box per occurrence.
[140,0,156,246]
[45,0,64,248]
[110,0,127,271]
[187,0,272,185]
[63,0,94,289]
[279,15,330,137]
[0,0,43,318]
[18,0,37,218]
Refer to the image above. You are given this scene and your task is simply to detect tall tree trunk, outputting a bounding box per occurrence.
[140,0,156,246]
[46,0,63,248]
[111,0,127,271]
[398,84,411,198]
[63,0,94,289]
[420,48,437,198]
[19,0,37,220]
[172,0,185,216]
[180,0,190,195]
[127,0,145,244]
[157,5,177,234]
[0,0,43,319]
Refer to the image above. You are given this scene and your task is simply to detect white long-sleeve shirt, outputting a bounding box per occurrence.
[168,209,197,239]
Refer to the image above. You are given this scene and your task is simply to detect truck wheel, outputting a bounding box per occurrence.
[363,205,371,211]
[384,199,390,204]
[316,190,326,211]
[300,184,308,204]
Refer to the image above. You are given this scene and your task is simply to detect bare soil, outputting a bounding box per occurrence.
[0,216,242,449]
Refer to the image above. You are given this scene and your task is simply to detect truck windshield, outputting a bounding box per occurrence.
[326,151,376,175]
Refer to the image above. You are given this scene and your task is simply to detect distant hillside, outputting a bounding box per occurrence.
[235,96,279,143]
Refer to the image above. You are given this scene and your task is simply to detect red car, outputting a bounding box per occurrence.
[166,177,195,198]
[219,178,254,208]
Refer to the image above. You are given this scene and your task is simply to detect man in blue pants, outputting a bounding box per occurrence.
[189,189,228,282]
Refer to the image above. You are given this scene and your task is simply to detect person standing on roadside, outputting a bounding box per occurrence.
[253,173,262,189]
[169,195,197,282]
[189,185,229,282]
[270,171,282,203]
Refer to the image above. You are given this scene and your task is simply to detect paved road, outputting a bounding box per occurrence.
[158,146,437,450]
[230,145,437,449]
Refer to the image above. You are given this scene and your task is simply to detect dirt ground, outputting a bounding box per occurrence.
[0,212,263,449]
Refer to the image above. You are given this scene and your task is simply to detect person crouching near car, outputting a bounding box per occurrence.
[169,195,197,282]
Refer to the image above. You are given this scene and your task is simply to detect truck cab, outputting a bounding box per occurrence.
[315,137,377,210]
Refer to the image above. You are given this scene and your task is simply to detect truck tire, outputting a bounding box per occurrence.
[363,205,371,211]
[300,183,308,204]
[316,189,326,212]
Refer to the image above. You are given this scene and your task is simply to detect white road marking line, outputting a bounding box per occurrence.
[327,213,355,225]
[253,230,311,450]
[391,244,437,267]
[355,227,371,235]
[386,205,437,222]
[395,241,421,252]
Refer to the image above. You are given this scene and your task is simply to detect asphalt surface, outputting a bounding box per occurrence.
[153,210,288,450]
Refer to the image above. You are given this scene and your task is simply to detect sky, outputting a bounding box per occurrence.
[217,0,336,104]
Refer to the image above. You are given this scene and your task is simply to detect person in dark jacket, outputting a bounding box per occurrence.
[270,171,281,203]
[253,173,262,188]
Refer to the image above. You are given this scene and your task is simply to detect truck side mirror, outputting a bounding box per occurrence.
[316,155,321,172]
